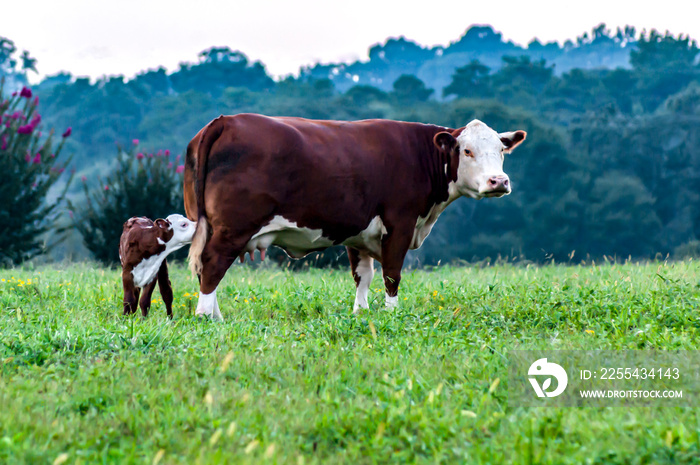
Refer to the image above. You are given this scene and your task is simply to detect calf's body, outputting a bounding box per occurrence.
[119,214,196,317]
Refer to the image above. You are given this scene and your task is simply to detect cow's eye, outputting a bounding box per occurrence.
[464,149,472,156]
[181,222,187,228]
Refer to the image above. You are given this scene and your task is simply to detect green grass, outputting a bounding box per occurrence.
[1,261,700,464]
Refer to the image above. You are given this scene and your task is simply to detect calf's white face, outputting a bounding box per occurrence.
[435,120,526,199]
[164,214,197,249]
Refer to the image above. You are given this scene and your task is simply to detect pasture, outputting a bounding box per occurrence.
[0,261,699,464]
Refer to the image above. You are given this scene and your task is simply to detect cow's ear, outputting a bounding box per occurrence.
[155,218,170,229]
[434,132,457,153]
[500,130,527,153]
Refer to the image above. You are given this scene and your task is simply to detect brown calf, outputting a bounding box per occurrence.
[119,214,196,317]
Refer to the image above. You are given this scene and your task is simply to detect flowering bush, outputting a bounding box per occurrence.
[0,82,72,265]
[68,141,186,264]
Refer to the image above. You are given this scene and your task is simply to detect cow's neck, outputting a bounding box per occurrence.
[413,124,460,215]
[406,124,462,250]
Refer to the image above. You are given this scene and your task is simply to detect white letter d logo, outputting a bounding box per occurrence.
[528,358,568,398]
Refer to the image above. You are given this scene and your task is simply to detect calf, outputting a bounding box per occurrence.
[119,214,197,317]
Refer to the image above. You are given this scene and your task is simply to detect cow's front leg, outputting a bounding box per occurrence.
[348,247,374,314]
[380,225,412,309]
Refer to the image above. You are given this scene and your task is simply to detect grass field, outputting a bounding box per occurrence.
[1,260,699,464]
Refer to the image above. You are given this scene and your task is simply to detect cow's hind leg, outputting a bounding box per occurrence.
[157,259,174,319]
[348,247,374,314]
[196,232,248,321]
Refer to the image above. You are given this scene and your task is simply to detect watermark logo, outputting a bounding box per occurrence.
[528,358,568,398]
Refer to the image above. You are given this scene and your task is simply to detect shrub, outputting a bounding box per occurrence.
[0,82,72,266]
[68,143,185,264]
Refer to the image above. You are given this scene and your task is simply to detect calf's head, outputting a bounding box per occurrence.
[160,214,197,251]
[434,120,526,199]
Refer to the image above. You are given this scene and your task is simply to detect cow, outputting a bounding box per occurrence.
[184,114,526,321]
[119,214,197,318]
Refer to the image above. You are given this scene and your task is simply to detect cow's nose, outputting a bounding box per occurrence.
[488,176,509,190]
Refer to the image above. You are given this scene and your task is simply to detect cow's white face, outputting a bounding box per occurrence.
[434,120,526,200]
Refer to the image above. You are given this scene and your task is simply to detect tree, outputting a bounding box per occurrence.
[391,74,433,104]
[0,84,73,265]
[443,60,491,99]
[68,143,185,264]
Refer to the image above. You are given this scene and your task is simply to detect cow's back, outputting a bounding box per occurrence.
[185,114,440,242]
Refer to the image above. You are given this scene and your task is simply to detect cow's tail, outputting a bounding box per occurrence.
[188,115,225,277]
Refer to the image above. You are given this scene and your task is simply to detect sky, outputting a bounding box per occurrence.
[2,0,699,83]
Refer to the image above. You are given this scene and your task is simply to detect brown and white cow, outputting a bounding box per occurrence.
[184,114,526,320]
[120,214,197,317]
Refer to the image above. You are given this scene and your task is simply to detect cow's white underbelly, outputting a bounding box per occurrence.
[244,206,448,261]
[245,216,335,259]
[342,216,387,257]
[244,215,388,259]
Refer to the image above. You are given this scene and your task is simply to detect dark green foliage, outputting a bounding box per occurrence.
[0,83,72,266]
[6,24,700,265]
[443,60,491,99]
[170,47,274,96]
[390,74,433,104]
[68,145,185,264]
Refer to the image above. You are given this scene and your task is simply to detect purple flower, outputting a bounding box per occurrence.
[59,168,65,174]
[20,87,32,98]
[27,114,41,131]
[62,127,72,138]
[176,165,185,174]
[32,153,41,164]
[17,125,33,134]
[1,135,7,151]
[10,111,22,120]
[132,139,139,145]
[175,155,181,162]
[68,210,74,219]
[148,152,154,158]
[136,152,144,160]
[33,96,39,106]
[164,149,170,157]
[50,153,55,158]
[24,153,31,162]
[167,162,173,169]
[81,175,87,182]
[104,185,110,191]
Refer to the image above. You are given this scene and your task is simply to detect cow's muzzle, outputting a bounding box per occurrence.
[481,175,511,197]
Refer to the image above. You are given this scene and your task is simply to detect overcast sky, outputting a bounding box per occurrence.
[2,0,698,83]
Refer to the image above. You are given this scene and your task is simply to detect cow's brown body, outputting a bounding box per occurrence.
[185,114,526,319]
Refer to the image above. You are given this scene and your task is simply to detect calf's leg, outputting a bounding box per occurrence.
[139,278,158,317]
[157,259,174,319]
[122,272,138,315]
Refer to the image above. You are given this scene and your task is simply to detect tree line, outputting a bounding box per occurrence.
[1,25,699,265]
